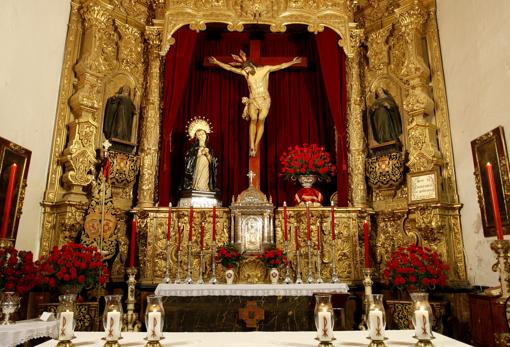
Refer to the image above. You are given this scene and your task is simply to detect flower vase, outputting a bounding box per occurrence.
[0,292,21,325]
[270,268,279,284]
[410,292,434,341]
[225,268,235,284]
[295,175,323,206]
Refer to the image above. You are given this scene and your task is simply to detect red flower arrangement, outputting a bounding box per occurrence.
[39,242,109,290]
[257,245,288,269]
[216,243,244,269]
[279,144,336,181]
[0,246,41,295]
[382,244,449,292]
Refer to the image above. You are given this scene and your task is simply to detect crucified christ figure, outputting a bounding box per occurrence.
[209,51,301,157]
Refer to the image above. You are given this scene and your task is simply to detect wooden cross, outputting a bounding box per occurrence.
[238,300,264,328]
[205,39,307,189]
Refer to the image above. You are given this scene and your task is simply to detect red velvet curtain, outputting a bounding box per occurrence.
[158,26,347,207]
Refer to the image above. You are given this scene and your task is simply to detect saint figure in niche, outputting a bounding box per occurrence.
[369,87,402,144]
[103,85,136,143]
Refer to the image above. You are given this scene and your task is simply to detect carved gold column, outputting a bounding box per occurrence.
[397,1,440,173]
[136,27,162,208]
[346,24,367,208]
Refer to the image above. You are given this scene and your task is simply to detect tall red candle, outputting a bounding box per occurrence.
[306,202,311,241]
[283,201,288,241]
[167,203,172,241]
[331,205,336,241]
[486,162,504,240]
[200,222,205,250]
[317,222,321,251]
[212,206,216,241]
[364,220,370,268]
[188,206,193,242]
[295,226,300,251]
[129,217,137,267]
[0,163,17,239]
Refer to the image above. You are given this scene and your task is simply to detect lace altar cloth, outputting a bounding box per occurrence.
[0,319,57,347]
[155,283,349,297]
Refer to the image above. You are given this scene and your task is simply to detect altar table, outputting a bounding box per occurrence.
[0,319,57,347]
[154,283,350,331]
[34,330,472,346]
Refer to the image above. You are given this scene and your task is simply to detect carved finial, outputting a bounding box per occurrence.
[247,170,256,186]
[102,139,112,155]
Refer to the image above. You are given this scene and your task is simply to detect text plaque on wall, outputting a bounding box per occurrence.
[408,170,439,204]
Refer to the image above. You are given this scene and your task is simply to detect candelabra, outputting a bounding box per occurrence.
[185,241,193,284]
[306,240,313,284]
[174,249,182,284]
[209,241,218,284]
[123,267,141,332]
[283,240,291,284]
[197,250,205,284]
[161,239,171,284]
[491,239,510,303]
[316,249,323,283]
[358,267,374,330]
[295,250,303,284]
[330,241,339,283]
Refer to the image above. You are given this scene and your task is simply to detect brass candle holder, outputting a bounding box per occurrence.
[358,267,374,330]
[491,239,510,303]
[123,267,141,332]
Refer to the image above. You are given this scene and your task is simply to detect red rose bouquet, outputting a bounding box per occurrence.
[216,243,244,269]
[279,144,336,181]
[0,246,41,295]
[382,244,449,292]
[257,245,288,269]
[39,242,109,291]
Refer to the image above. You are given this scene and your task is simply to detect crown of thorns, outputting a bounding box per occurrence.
[229,50,255,68]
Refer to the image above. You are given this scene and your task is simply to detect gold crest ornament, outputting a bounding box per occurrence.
[186,116,213,139]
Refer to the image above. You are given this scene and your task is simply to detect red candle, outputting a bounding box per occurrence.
[486,162,504,240]
[364,220,370,268]
[188,206,193,242]
[0,163,17,239]
[200,222,205,250]
[167,203,172,241]
[306,202,311,241]
[103,158,110,180]
[283,201,288,241]
[212,206,216,241]
[295,226,300,251]
[129,217,137,267]
[317,222,321,251]
[331,205,335,241]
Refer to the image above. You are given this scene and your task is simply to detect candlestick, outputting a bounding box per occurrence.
[177,224,182,252]
[123,267,141,332]
[486,162,504,240]
[283,201,288,241]
[200,222,205,250]
[316,248,323,284]
[185,240,193,284]
[295,249,303,284]
[197,249,205,284]
[331,204,335,241]
[306,202,311,241]
[283,240,291,284]
[212,206,216,241]
[364,220,370,268]
[162,235,171,284]
[209,240,217,284]
[330,241,339,283]
[317,221,321,251]
[167,203,172,241]
[295,226,300,251]
[0,163,17,239]
[359,267,374,330]
[129,217,137,267]
[307,240,313,284]
[189,207,193,242]
[491,240,510,303]
[174,248,182,284]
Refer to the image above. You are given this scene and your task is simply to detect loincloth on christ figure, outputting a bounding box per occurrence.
[241,94,271,120]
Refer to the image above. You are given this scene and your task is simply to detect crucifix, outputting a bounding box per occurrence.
[206,39,307,189]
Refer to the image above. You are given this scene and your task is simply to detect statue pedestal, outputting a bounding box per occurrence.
[178,190,222,208]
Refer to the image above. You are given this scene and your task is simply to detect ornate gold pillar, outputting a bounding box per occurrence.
[346,25,367,208]
[397,1,440,173]
[136,27,163,207]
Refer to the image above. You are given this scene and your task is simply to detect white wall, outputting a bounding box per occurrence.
[437,0,510,286]
[0,1,70,254]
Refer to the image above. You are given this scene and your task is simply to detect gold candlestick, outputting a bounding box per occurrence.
[122,267,141,332]
[491,239,510,303]
[358,267,374,330]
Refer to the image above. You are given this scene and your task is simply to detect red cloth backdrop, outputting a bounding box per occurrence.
[158,26,348,207]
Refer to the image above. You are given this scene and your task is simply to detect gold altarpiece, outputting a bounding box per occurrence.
[39,0,467,286]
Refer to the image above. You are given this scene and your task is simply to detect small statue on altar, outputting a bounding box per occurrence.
[181,117,219,193]
[369,87,402,144]
[208,51,301,157]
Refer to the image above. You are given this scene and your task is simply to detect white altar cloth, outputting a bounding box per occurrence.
[155,283,349,296]
[0,319,57,347]
[34,330,472,346]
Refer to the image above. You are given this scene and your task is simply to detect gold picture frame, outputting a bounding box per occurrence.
[0,137,31,242]
[471,126,510,238]
[407,168,440,204]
